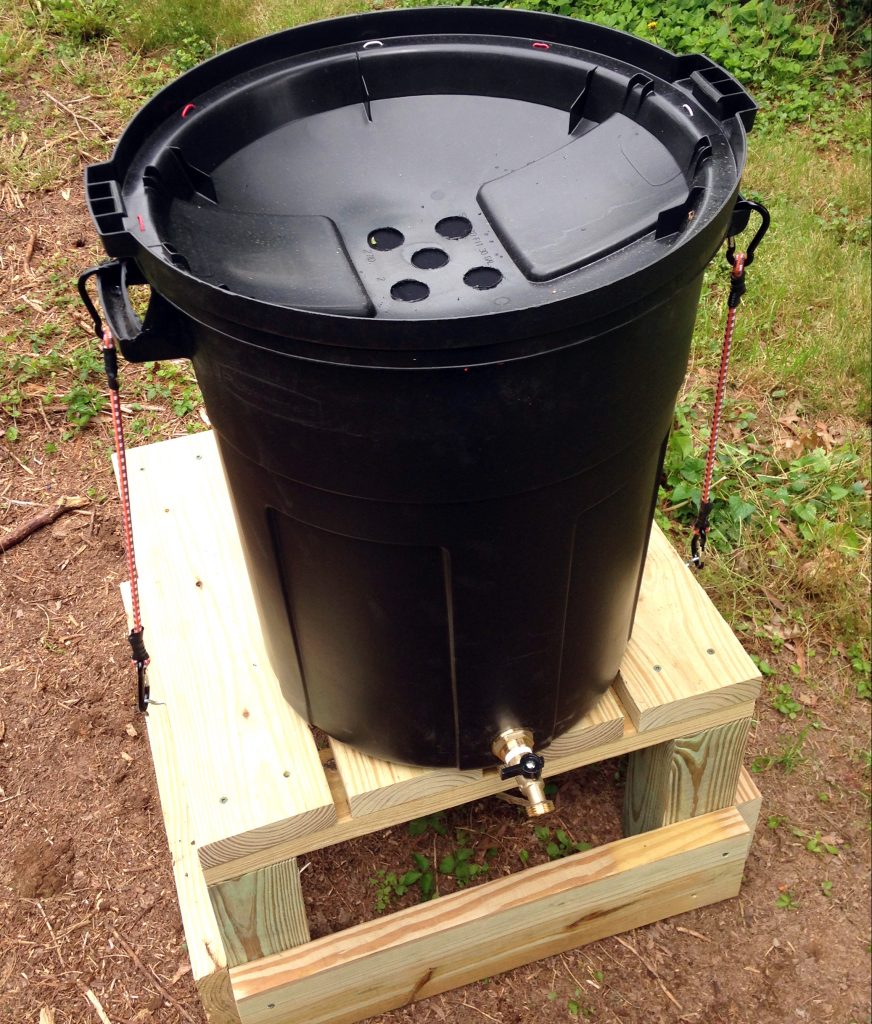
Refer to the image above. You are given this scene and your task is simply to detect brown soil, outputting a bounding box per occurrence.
[1,153,870,1024]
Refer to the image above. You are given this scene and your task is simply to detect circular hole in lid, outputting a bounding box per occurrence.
[435,216,472,240]
[368,227,404,251]
[391,279,430,302]
[411,247,449,270]
[463,267,503,290]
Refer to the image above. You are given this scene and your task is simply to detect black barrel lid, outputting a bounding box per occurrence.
[87,9,755,327]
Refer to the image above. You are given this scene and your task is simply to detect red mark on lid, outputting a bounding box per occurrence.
[532,41,550,50]
[181,103,196,118]
[136,214,145,232]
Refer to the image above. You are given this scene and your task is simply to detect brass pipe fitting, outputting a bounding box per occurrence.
[492,727,554,818]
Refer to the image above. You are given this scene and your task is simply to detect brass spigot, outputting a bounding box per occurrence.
[492,728,554,818]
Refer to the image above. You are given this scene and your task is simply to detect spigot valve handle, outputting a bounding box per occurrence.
[500,751,545,781]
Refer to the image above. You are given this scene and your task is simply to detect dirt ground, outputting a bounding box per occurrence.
[2,173,870,1024]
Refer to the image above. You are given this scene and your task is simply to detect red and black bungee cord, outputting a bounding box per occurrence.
[101,327,151,710]
[77,266,151,711]
[690,199,770,570]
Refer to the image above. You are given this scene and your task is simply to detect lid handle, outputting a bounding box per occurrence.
[78,259,193,362]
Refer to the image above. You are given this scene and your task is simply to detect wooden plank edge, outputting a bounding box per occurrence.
[735,767,762,834]
[121,584,236,1017]
[198,804,339,872]
[146,702,240,1023]
[333,695,625,819]
[230,807,750,1024]
[544,689,626,758]
[329,737,484,819]
[614,674,760,731]
[197,971,241,1024]
[202,699,756,885]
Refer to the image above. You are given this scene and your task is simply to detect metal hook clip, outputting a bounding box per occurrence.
[135,662,164,711]
[136,661,150,712]
[726,197,770,267]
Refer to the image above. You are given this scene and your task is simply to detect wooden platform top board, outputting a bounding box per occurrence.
[123,430,759,879]
[122,432,337,870]
[617,525,760,729]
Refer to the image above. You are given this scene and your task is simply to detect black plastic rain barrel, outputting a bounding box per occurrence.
[81,8,756,769]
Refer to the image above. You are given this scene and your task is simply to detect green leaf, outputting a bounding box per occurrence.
[412,852,431,873]
[455,862,473,881]
[438,854,456,874]
[670,430,694,460]
[775,891,799,910]
[727,493,755,522]
[751,655,776,677]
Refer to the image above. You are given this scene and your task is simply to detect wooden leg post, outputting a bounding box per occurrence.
[622,717,751,836]
[209,860,310,968]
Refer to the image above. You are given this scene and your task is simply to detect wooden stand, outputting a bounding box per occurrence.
[122,431,761,1024]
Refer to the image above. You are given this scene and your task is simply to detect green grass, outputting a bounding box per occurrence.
[124,0,371,57]
[726,133,870,414]
[5,0,370,61]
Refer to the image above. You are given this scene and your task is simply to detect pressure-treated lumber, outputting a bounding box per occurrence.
[126,572,312,975]
[328,741,483,818]
[622,716,751,835]
[202,697,753,885]
[209,861,310,969]
[735,766,763,833]
[328,688,625,817]
[542,688,626,756]
[142,640,758,1024]
[121,435,336,869]
[146,698,242,1020]
[616,526,760,730]
[121,584,239,1021]
[230,807,751,1024]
